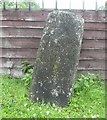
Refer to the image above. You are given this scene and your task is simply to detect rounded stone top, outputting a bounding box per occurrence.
[47,10,84,24]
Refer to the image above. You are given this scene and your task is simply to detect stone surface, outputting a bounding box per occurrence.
[29,10,84,107]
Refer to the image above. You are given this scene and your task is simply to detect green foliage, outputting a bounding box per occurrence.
[73,73,102,94]
[21,61,34,89]
[21,70,33,89]
[98,1,107,10]
[21,61,33,74]
[1,73,105,118]
[0,0,40,9]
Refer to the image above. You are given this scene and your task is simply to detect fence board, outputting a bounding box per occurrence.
[1,48,38,58]
[1,38,40,48]
[2,27,43,37]
[80,49,105,59]
[2,20,46,27]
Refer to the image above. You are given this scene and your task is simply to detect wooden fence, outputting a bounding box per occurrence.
[0,9,106,79]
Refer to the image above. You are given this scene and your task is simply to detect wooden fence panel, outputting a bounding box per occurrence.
[0,10,106,79]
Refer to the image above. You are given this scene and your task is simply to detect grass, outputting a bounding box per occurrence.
[1,73,105,118]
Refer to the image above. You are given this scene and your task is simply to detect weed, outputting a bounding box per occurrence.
[21,61,33,89]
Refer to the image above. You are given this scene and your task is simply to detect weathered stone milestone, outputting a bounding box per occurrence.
[30,10,84,107]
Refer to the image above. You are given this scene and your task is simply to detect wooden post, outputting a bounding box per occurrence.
[96,0,98,11]
[83,0,85,10]
[55,0,58,9]
[69,0,71,9]
[3,2,6,10]
[15,0,18,10]
[28,2,31,11]
[42,0,44,9]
